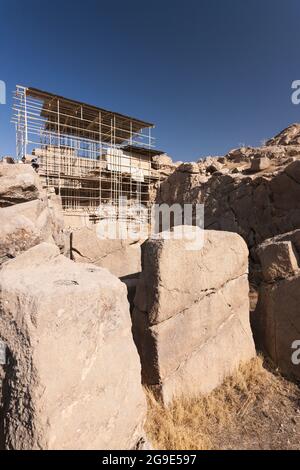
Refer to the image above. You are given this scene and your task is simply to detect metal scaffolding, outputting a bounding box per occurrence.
[12,85,163,228]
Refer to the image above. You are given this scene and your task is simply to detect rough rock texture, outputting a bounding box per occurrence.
[250,156,270,172]
[69,226,143,277]
[47,190,65,248]
[0,243,146,450]
[0,166,64,264]
[254,230,300,380]
[0,164,44,207]
[0,198,64,264]
[266,123,300,146]
[257,238,299,282]
[152,154,174,167]
[132,228,255,403]
[158,124,300,255]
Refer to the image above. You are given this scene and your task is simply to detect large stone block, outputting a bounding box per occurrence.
[250,157,270,172]
[0,243,146,449]
[70,226,142,277]
[135,230,249,325]
[255,230,300,379]
[0,198,64,263]
[0,164,44,207]
[256,276,300,379]
[257,240,299,281]
[132,228,255,403]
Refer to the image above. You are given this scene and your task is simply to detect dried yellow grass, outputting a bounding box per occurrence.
[145,356,270,450]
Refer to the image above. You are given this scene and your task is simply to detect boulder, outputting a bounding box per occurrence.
[177,162,200,174]
[0,243,146,449]
[0,198,64,264]
[47,192,65,248]
[257,239,299,282]
[254,230,300,379]
[0,164,44,207]
[132,228,255,403]
[152,154,173,166]
[250,157,270,172]
[255,276,300,379]
[70,226,143,277]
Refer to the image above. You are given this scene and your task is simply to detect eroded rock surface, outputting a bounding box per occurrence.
[0,165,64,264]
[0,243,146,449]
[254,230,300,380]
[132,228,255,403]
[69,226,143,277]
[158,124,300,253]
[0,164,44,207]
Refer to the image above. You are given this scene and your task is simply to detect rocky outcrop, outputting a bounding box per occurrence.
[254,230,300,380]
[0,164,44,207]
[152,153,178,178]
[266,123,300,146]
[158,125,300,256]
[0,243,146,449]
[132,228,255,403]
[0,166,64,264]
[69,226,143,278]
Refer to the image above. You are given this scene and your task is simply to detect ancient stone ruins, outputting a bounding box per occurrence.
[1,123,300,449]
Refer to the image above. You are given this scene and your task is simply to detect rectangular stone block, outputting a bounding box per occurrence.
[132,228,256,403]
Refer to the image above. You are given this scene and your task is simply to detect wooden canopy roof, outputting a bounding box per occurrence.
[26,87,154,144]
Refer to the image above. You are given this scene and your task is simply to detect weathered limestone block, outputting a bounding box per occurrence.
[0,164,44,207]
[255,230,300,378]
[255,276,300,379]
[132,228,256,403]
[47,191,65,248]
[0,243,146,449]
[70,226,143,277]
[0,198,64,263]
[0,164,65,263]
[257,240,299,281]
[251,156,270,172]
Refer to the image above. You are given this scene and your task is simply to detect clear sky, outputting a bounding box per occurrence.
[1,0,300,161]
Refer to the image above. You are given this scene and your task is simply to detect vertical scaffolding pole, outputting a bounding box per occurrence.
[24,87,28,158]
[57,98,61,196]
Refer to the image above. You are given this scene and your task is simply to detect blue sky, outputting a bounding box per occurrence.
[0,0,300,161]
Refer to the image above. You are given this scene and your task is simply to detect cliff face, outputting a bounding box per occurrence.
[158,124,300,257]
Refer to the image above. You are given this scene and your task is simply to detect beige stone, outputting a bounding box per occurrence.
[70,226,143,277]
[251,157,270,172]
[257,240,299,281]
[253,229,300,379]
[0,164,44,207]
[0,243,146,450]
[132,228,255,403]
[0,199,64,263]
[135,230,248,325]
[255,275,300,380]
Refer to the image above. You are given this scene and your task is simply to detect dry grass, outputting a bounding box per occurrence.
[145,357,300,450]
